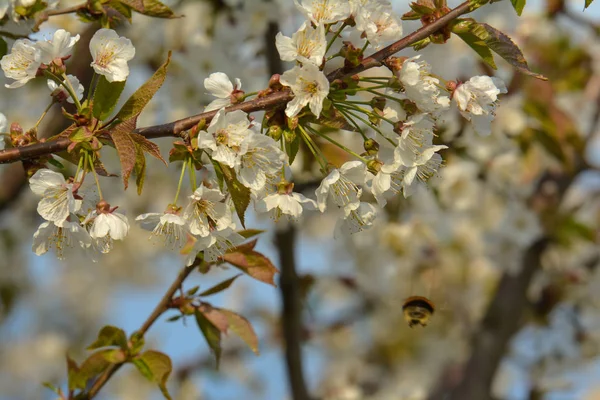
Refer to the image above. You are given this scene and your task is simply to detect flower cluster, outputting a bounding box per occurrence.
[1,28,134,93]
[28,169,129,260]
[9,2,508,263]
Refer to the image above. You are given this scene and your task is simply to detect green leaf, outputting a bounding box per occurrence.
[134,144,147,195]
[223,240,279,286]
[454,30,496,69]
[107,0,133,21]
[585,0,593,10]
[218,309,259,354]
[199,274,242,297]
[119,0,177,18]
[78,351,113,386]
[115,52,172,121]
[66,355,85,391]
[47,158,65,169]
[285,130,301,165]
[217,163,251,228]
[99,348,127,363]
[0,38,7,59]
[129,332,145,356]
[42,382,62,395]
[186,285,200,296]
[93,76,126,121]
[87,325,128,350]
[470,22,546,80]
[510,0,526,15]
[110,118,138,189]
[237,229,265,239]
[166,315,182,322]
[194,309,222,368]
[134,350,173,400]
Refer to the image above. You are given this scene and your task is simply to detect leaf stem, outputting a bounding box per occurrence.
[305,125,368,163]
[188,157,197,191]
[61,73,83,111]
[33,101,56,130]
[173,161,187,205]
[326,22,347,54]
[87,152,103,200]
[297,125,327,169]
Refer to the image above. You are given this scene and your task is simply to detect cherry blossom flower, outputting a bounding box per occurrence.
[335,201,377,237]
[37,29,80,65]
[255,183,317,221]
[136,208,189,250]
[183,184,233,237]
[316,161,366,212]
[29,169,82,223]
[280,63,329,118]
[47,74,84,104]
[204,72,243,112]
[186,227,245,264]
[237,133,286,193]
[86,205,129,253]
[399,56,450,114]
[198,109,253,168]
[89,28,135,82]
[359,4,402,49]
[294,0,351,24]
[0,1,8,19]
[453,75,508,136]
[1,38,41,88]
[32,219,92,260]
[276,21,326,66]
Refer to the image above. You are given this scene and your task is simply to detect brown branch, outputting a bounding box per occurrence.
[83,260,203,399]
[45,3,88,16]
[0,1,474,165]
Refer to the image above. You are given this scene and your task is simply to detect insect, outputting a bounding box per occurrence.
[402,295,435,328]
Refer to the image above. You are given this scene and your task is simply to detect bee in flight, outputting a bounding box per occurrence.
[402,295,435,328]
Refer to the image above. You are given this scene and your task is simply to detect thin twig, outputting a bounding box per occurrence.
[84,260,203,399]
[0,1,474,165]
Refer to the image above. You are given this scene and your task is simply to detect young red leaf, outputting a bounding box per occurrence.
[130,133,167,164]
[119,0,177,18]
[110,118,138,189]
[222,245,279,286]
[218,309,259,355]
[216,163,250,228]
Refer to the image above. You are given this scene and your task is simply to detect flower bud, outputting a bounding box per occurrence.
[367,159,383,175]
[268,125,283,141]
[363,138,380,153]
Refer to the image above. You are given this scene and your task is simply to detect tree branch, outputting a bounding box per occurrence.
[83,260,204,399]
[0,1,474,165]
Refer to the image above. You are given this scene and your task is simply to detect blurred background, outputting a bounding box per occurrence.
[1,0,600,399]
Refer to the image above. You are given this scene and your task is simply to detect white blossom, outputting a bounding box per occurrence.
[359,4,402,49]
[29,169,82,223]
[198,109,253,168]
[0,0,9,19]
[88,211,129,253]
[237,133,286,193]
[32,219,92,260]
[204,72,242,112]
[183,184,233,237]
[335,201,377,237]
[280,63,329,118]
[136,211,189,250]
[316,161,366,212]
[453,75,508,136]
[294,0,351,24]
[255,190,317,221]
[186,227,245,264]
[399,56,450,114]
[1,38,41,88]
[47,74,84,104]
[276,21,326,66]
[89,28,135,82]
[37,29,80,65]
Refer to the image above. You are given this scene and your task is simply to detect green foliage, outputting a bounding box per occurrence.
[115,52,172,122]
[110,118,138,189]
[222,239,279,286]
[237,229,265,239]
[87,325,128,350]
[0,38,7,60]
[194,308,223,367]
[199,274,243,297]
[451,19,546,80]
[133,350,173,400]
[510,0,526,15]
[284,129,301,164]
[93,76,126,121]
[215,162,251,228]
[119,0,177,18]
[585,0,594,9]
